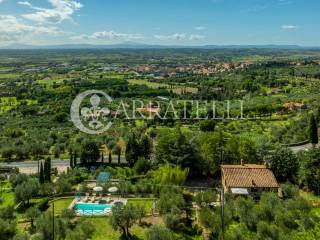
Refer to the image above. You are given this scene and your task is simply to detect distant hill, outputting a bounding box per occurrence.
[0,43,319,50]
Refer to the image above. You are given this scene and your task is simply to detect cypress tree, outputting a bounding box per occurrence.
[44,160,48,182]
[39,162,44,184]
[101,152,104,163]
[316,107,320,125]
[70,152,74,169]
[309,113,319,147]
[48,158,51,172]
[44,158,51,182]
[73,151,77,168]
[118,149,121,164]
[109,151,112,164]
[125,132,140,167]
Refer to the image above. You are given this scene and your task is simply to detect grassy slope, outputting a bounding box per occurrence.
[300,190,320,215]
[47,198,74,216]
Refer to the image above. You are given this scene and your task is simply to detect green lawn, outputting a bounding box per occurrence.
[87,217,147,240]
[127,198,155,214]
[1,189,14,207]
[0,181,14,207]
[47,198,74,216]
[87,216,203,240]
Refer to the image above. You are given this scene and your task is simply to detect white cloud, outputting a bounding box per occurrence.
[0,15,64,42]
[18,1,31,6]
[154,33,187,41]
[22,0,83,24]
[195,26,205,31]
[282,25,299,29]
[70,31,144,41]
[189,34,205,41]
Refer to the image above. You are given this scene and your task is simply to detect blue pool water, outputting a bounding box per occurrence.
[75,203,113,215]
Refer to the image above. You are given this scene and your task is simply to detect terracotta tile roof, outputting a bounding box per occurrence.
[222,164,279,188]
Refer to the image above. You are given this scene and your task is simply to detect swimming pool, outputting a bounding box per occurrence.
[75,203,113,216]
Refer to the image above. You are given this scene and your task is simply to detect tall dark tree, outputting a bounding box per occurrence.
[70,152,74,169]
[156,128,199,175]
[44,160,48,181]
[309,113,318,147]
[126,132,141,167]
[80,140,100,167]
[39,162,44,184]
[44,158,51,182]
[73,151,77,167]
[315,106,320,125]
[108,151,112,164]
[101,152,104,163]
[140,135,152,159]
[118,148,121,165]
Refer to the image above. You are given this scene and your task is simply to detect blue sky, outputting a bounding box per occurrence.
[0,0,319,46]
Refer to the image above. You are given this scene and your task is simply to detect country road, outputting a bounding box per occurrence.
[0,156,127,174]
[290,143,318,153]
[0,143,317,174]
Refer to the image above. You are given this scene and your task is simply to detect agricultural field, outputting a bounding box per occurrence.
[128,79,198,94]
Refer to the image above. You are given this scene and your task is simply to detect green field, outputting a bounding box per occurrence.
[0,73,20,79]
[0,97,37,114]
[128,79,198,94]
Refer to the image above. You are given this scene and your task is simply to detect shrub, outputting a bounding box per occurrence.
[145,225,175,240]
[134,158,151,174]
[281,183,299,199]
[269,147,298,182]
[36,198,49,211]
[199,119,216,132]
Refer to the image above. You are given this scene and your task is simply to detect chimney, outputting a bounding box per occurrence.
[241,159,244,166]
[252,179,256,186]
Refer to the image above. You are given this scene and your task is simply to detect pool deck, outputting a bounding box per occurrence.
[69,195,128,216]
